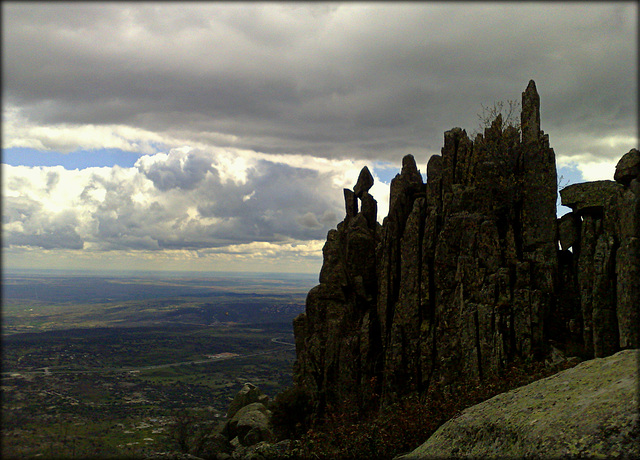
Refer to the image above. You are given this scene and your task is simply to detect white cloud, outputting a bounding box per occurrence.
[572,159,619,182]
[2,148,370,268]
[2,104,167,154]
[3,2,636,273]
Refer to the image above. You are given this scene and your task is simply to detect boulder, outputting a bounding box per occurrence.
[227,383,269,419]
[557,212,580,251]
[194,433,233,458]
[614,148,640,185]
[560,180,624,214]
[354,166,374,198]
[227,402,273,447]
[397,349,639,459]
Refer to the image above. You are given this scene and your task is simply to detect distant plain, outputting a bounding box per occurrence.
[1,269,315,458]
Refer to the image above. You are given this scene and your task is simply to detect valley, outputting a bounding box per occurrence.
[1,270,312,459]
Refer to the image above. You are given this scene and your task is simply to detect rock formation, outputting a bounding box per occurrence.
[226,382,270,420]
[223,383,273,448]
[559,148,640,357]
[398,349,640,459]
[293,80,639,417]
[214,382,294,459]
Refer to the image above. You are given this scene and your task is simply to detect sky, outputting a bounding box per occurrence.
[2,2,638,274]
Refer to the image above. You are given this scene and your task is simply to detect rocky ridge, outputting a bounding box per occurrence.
[293,80,640,417]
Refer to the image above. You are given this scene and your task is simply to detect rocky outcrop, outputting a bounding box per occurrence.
[222,384,274,450]
[293,80,639,417]
[226,402,273,447]
[397,349,640,459]
[559,148,640,356]
[226,382,270,419]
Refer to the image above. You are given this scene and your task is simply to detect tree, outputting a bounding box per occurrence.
[472,99,521,137]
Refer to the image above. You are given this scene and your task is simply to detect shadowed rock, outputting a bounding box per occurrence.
[354,166,374,198]
[293,80,639,419]
[560,180,624,214]
[558,212,580,251]
[614,148,640,185]
[343,188,358,218]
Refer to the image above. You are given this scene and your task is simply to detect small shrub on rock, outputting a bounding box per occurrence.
[270,385,314,441]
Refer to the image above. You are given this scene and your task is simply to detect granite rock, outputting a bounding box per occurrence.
[397,350,639,459]
[293,80,639,419]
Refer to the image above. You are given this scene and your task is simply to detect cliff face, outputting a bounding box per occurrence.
[293,80,639,416]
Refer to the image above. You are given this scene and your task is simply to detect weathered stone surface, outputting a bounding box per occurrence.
[614,188,640,238]
[293,166,382,415]
[591,233,619,357]
[558,211,580,251]
[617,237,640,349]
[195,433,233,458]
[521,80,540,145]
[226,383,269,419]
[354,166,374,198]
[520,79,558,259]
[560,180,624,213]
[360,191,377,230]
[293,80,639,420]
[614,148,640,185]
[398,350,640,460]
[343,188,357,218]
[227,402,273,447]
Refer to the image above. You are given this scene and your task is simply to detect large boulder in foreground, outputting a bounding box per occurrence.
[398,349,639,459]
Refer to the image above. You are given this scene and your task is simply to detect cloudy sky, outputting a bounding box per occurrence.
[2,2,637,274]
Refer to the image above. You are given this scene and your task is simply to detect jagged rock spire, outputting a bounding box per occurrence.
[521,79,541,143]
[354,166,374,198]
[343,188,358,218]
[293,81,638,418]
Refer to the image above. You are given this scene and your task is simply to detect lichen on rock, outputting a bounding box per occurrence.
[397,349,640,459]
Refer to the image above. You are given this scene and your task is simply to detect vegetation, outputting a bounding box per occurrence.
[473,99,521,137]
[270,385,314,441]
[287,358,577,459]
[1,324,297,458]
[2,273,581,459]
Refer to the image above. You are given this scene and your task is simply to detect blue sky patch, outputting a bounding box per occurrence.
[2,147,142,169]
[371,160,429,184]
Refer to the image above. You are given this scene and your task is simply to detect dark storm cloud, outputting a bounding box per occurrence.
[137,150,218,191]
[4,2,636,162]
[195,159,342,243]
[3,196,84,249]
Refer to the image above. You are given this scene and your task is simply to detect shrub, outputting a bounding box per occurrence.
[270,385,314,441]
[292,357,579,459]
[473,99,521,137]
